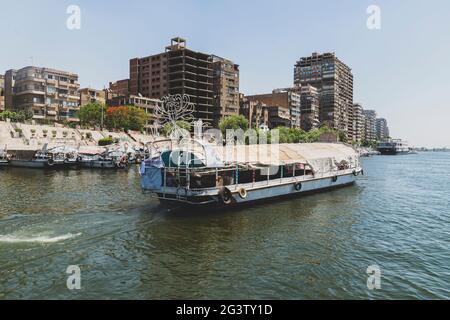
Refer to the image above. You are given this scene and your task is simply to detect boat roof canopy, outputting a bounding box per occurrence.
[209,143,358,166]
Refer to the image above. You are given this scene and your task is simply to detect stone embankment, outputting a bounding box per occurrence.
[0,120,156,151]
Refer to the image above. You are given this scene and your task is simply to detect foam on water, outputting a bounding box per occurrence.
[0,232,82,244]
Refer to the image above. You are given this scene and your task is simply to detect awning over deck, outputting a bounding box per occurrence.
[209,143,358,168]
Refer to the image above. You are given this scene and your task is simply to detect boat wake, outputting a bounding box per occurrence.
[0,232,82,244]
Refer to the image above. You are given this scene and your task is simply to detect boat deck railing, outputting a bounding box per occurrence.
[157,164,360,194]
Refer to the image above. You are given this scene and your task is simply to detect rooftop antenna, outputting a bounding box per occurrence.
[29,56,34,66]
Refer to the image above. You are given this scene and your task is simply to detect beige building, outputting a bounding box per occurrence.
[350,103,364,143]
[0,74,4,111]
[4,66,80,122]
[211,55,240,126]
[79,88,106,106]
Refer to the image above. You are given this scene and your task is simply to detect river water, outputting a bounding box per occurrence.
[0,152,449,299]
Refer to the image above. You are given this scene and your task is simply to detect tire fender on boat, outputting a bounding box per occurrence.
[47,159,54,165]
[238,187,248,199]
[218,187,233,205]
[294,182,302,191]
[332,175,338,183]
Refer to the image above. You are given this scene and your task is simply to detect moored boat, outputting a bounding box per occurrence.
[77,149,128,169]
[0,148,11,167]
[8,146,78,169]
[377,139,411,155]
[140,139,363,208]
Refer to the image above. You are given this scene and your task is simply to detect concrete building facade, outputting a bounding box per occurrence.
[376,117,389,141]
[4,66,80,122]
[0,74,4,111]
[109,79,130,97]
[299,85,320,131]
[350,103,364,143]
[363,109,377,142]
[294,52,353,136]
[129,37,239,127]
[107,94,162,133]
[79,88,106,107]
[211,55,240,127]
[246,90,301,128]
[129,38,217,126]
[239,95,269,130]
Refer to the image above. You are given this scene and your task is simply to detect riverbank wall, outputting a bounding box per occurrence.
[0,121,156,151]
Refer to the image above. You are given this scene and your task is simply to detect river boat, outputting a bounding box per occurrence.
[8,146,77,169]
[377,139,411,155]
[140,138,363,208]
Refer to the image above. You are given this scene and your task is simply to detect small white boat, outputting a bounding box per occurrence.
[77,151,128,169]
[8,149,76,169]
[0,148,11,167]
[140,138,363,208]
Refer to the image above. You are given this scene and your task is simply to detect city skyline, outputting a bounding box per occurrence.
[1,0,449,147]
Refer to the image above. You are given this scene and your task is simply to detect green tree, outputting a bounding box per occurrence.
[78,102,106,128]
[127,106,148,131]
[0,111,17,121]
[218,115,249,135]
[273,125,348,144]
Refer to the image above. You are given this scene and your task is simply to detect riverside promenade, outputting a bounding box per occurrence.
[0,120,155,152]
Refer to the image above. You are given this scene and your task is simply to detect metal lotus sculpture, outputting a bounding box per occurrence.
[155,94,195,138]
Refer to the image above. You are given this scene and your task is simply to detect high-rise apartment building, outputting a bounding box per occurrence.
[129,37,238,127]
[4,70,16,111]
[0,74,5,111]
[299,85,320,131]
[4,66,80,122]
[363,109,377,142]
[211,55,240,126]
[294,52,353,136]
[376,118,389,141]
[350,103,364,143]
[130,37,217,126]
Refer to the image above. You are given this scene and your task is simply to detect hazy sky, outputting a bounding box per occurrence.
[1,0,449,147]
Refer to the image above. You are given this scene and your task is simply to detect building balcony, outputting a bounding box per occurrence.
[15,89,45,96]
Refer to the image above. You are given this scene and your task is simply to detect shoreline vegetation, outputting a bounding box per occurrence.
[1,105,383,148]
